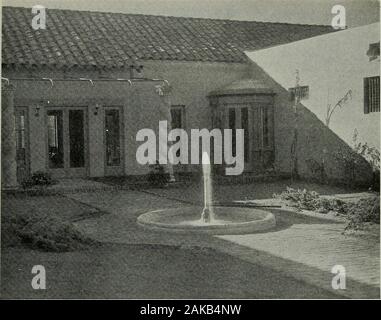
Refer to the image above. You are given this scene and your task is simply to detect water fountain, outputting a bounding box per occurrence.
[137,152,276,235]
[201,152,213,223]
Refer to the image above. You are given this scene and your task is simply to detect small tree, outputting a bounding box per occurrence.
[352,129,380,171]
[352,130,380,191]
[325,89,352,127]
[290,70,300,182]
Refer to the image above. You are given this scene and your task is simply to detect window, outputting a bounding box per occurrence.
[105,109,121,166]
[241,107,249,162]
[367,42,380,61]
[16,111,26,150]
[47,110,64,168]
[262,107,269,148]
[226,107,249,161]
[170,105,185,159]
[69,110,85,168]
[228,108,236,157]
[364,76,380,113]
[289,85,309,101]
[170,105,185,129]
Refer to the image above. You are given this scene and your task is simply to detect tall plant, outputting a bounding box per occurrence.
[325,89,352,127]
[290,70,300,181]
[352,129,380,171]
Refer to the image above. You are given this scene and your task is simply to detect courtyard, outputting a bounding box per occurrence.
[1,179,379,299]
[0,1,379,305]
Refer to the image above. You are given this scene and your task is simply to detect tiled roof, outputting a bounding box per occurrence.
[2,6,335,69]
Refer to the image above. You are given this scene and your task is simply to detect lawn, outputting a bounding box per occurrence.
[2,180,377,299]
[1,243,343,299]
[1,194,106,250]
[1,191,345,299]
[1,194,104,222]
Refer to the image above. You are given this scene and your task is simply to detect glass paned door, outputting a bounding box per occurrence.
[46,107,88,177]
[47,110,64,169]
[227,105,252,171]
[104,107,123,176]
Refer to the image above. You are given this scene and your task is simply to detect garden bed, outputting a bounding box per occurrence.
[272,187,380,233]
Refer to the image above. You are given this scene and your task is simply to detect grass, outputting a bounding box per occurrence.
[0,189,346,299]
[1,182,377,299]
[1,243,343,299]
[1,194,102,251]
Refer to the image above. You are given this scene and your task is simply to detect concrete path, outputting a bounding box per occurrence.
[218,217,379,292]
[67,189,380,299]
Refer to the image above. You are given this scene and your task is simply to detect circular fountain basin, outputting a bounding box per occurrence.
[137,206,276,235]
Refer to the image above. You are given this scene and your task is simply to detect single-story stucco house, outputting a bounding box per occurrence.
[1,6,376,188]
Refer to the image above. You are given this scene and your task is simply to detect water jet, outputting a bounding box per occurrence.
[137,152,276,235]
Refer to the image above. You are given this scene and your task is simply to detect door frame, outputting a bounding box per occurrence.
[45,106,89,178]
[103,106,125,176]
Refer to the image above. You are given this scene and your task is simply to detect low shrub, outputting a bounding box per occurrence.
[273,187,347,213]
[147,162,170,188]
[273,187,380,231]
[345,196,380,230]
[273,187,319,211]
[313,197,347,214]
[2,209,95,252]
[21,171,55,189]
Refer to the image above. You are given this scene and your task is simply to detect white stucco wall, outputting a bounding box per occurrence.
[246,23,380,150]
[6,61,250,178]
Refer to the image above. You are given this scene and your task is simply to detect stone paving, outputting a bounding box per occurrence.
[67,186,380,299]
[218,217,379,291]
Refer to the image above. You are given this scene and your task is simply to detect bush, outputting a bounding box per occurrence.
[273,187,347,213]
[352,130,380,172]
[315,197,347,214]
[147,162,170,187]
[345,196,380,230]
[352,130,380,191]
[273,187,320,211]
[2,209,94,252]
[21,171,54,189]
[371,170,380,192]
[273,187,380,231]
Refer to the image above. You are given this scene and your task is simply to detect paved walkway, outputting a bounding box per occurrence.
[218,216,379,288]
[67,187,379,299]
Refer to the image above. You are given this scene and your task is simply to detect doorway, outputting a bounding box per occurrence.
[46,107,88,177]
[225,104,274,172]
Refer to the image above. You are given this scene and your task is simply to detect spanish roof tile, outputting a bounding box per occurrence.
[2,6,335,69]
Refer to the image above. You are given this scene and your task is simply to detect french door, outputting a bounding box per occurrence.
[226,105,252,171]
[225,104,274,172]
[46,107,88,177]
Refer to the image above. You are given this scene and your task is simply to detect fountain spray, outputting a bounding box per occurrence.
[201,152,213,223]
